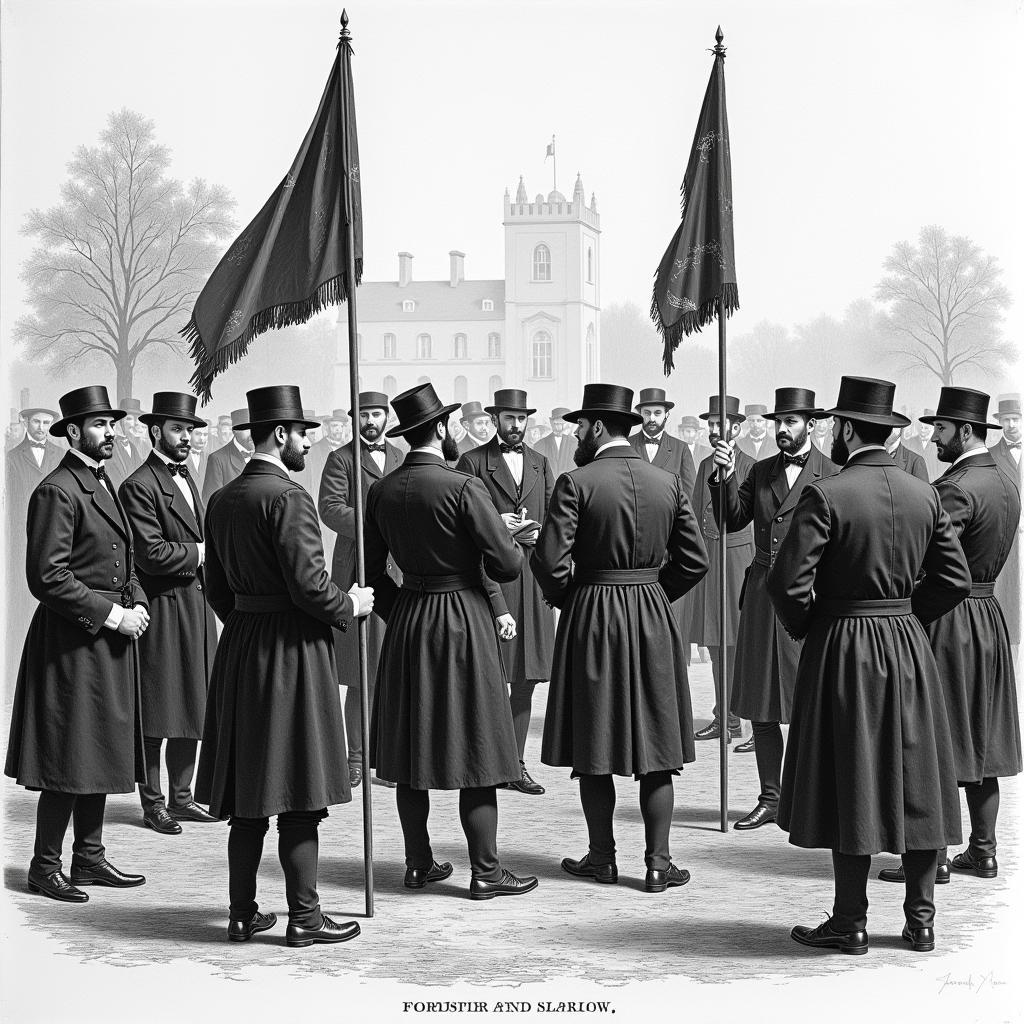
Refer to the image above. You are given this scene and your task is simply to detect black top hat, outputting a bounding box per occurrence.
[322,408,349,425]
[550,407,571,420]
[634,388,675,412]
[229,409,249,429]
[768,388,825,420]
[20,406,58,421]
[348,391,390,418]
[118,397,147,416]
[919,387,1000,429]
[236,386,321,431]
[387,383,460,438]
[699,395,746,423]
[139,392,206,429]
[680,415,701,430]
[50,386,126,438]
[485,389,536,416]
[459,401,488,422]
[564,384,643,426]
[744,404,768,417]
[826,377,910,427]
[996,396,1021,419]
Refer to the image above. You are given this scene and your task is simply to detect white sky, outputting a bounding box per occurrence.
[2,0,1022,398]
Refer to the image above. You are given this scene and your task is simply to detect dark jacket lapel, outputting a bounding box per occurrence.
[65,454,130,539]
[767,452,789,507]
[359,445,384,480]
[777,447,824,515]
[653,434,676,471]
[485,437,521,504]
[147,453,202,540]
[519,447,543,503]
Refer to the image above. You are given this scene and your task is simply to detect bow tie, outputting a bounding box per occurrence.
[1007,442,1021,451]
[644,436,662,446]
[365,443,386,453]
[783,452,809,468]
[499,443,524,455]
[89,465,107,482]
[167,463,190,478]
[29,441,47,449]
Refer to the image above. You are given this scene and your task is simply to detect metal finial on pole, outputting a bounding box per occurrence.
[340,9,351,43]
[712,25,726,57]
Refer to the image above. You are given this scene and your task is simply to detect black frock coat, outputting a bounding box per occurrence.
[989,438,1021,644]
[317,439,404,686]
[889,442,929,481]
[201,441,249,504]
[737,434,780,462]
[926,451,1021,782]
[119,453,217,739]
[363,451,524,790]
[688,448,756,646]
[532,446,708,777]
[535,431,579,479]
[196,460,353,818]
[710,445,839,721]
[456,436,556,683]
[5,454,147,794]
[767,448,971,855]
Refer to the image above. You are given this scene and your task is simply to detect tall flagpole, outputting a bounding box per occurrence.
[339,8,374,917]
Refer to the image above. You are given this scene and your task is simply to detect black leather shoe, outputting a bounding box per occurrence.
[168,800,218,823]
[506,761,545,795]
[228,911,278,942]
[733,736,756,754]
[143,806,182,835]
[733,803,777,830]
[349,765,363,787]
[561,853,618,884]
[902,924,935,952]
[404,860,454,889]
[372,775,397,788]
[791,918,868,955]
[877,860,950,884]
[950,849,997,878]
[286,914,361,947]
[469,868,539,900]
[27,869,89,903]
[644,863,690,892]
[70,859,146,888]
[694,720,743,741]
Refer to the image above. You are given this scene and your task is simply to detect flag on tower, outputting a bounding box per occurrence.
[545,136,555,160]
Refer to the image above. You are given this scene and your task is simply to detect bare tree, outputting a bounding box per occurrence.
[15,109,236,400]
[875,225,1014,386]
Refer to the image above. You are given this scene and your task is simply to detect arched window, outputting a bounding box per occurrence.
[383,333,396,359]
[416,333,432,359]
[586,323,597,381]
[454,375,468,403]
[487,332,502,359]
[587,247,593,283]
[383,374,397,394]
[531,329,553,379]
[453,333,468,359]
[488,374,503,394]
[417,375,431,386]
[533,243,551,282]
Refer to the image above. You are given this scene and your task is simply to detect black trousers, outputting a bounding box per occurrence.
[939,775,1000,862]
[707,645,741,727]
[578,771,675,872]
[396,785,501,881]
[139,736,197,812]
[30,790,106,876]
[344,679,376,768]
[751,721,784,809]
[509,679,540,761]
[227,810,327,927]
[832,850,937,931]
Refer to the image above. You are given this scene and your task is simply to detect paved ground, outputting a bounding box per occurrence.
[2,659,1021,1023]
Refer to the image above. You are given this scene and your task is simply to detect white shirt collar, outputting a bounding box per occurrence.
[251,451,286,471]
[952,446,988,467]
[853,444,889,457]
[233,438,251,456]
[596,438,632,456]
[643,431,664,444]
[411,446,446,459]
[152,447,184,467]
[68,447,103,470]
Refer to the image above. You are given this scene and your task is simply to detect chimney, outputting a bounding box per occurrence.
[398,251,413,287]
[449,250,465,288]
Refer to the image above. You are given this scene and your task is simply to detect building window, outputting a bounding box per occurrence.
[482,299,494,311]
[587,247,593,283]
[416,333,432,359]
[383,333,396,359]
[487,332,502,359]
[402,299,415,312]
[454,375,468,403]
[586,323,597,382]
[417,375,431,386]
[453,333,468,359]
[531,330,553,379]
[533,243,551,282]
[488,374,503,394]
[383,374,397,394]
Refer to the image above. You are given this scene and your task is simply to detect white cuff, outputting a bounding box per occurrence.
[197,541,206,568]
[350,594,359,618]
[103,603,125,630]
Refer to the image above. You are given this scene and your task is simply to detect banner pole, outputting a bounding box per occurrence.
[717,294,729,833]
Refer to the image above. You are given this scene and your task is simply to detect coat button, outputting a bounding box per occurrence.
[772,539,778,545]
[112,577,119,584]
[114,560,121,567]
[112,543,118,550]
[776,516,784,522]
[196,583,203,592]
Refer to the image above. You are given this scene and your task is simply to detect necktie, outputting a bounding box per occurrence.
[29,441,47,449]
[167,463,190,478]
[366,443,386,453]
[242,451,252,461]
[90,465,106,482]
[645,436,661,447]
[784,452,809,468]
[1007,442,1022,451]
[500,443,524,455]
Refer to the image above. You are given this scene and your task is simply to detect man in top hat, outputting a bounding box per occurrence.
[187,418,212,492]
[197,385,373,947]
[876,389,1020,890]
[737,404,780,462]
[318,391,404,788]
[918,411,942,480]
[811,416,833,456]
[533,383,708,892]
[676,412,713,665]
[989,396,1021,649]
[690,396,756,743]
[201,408,254,504]
[208,414,234,454]
[6,385,150,904]
[709,388,839,830]
[119,392,220,836]
[458,388,556,796]
[534,407,579,478]
[104,397,147,488]
[679,415,712,470]
[768,376,970,956]
[901,420,926,456]
[364,383,537,900]
[885,423,929,481]
[456,400,495,455]
[629,388,696,497]
[308,409,350,490]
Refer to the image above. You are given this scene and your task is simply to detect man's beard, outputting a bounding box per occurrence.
[830,433,849,466]
[28,428,47,443]
[573,426,599,466]
[935,431,967,464]
[81,435,114,461]
[498,424,523,445]
[642,420,662,438]
[441,431,460,463]
[281,437,307,472]
[775,423,808,453]
[361,423,382,442]
[158,433,190,463]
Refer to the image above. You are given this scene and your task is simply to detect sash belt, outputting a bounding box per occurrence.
[401,572,480,594]
[235,594,293,613]
[817,598,913,618]
[95,587,134,609]
[752,549,773,570]
[574,568,661,586]
[970,582,996,598]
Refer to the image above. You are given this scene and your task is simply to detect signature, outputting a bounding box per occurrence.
[937,971,1006,995]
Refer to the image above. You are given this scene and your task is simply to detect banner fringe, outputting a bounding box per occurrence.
[651,282,738,375]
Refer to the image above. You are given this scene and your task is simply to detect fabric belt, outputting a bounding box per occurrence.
[235,594,293,613]
[969,582,996,598]
[95,587,134,608]
[574,568,662,586]
[752,549,773,570]
[401,572,480,594]
[817,598,913,618]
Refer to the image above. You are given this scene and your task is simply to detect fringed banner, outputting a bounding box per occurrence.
[651,45,738,373]
[184,37,362,403]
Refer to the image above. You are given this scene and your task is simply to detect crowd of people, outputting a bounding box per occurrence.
[3,373,1021,955]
